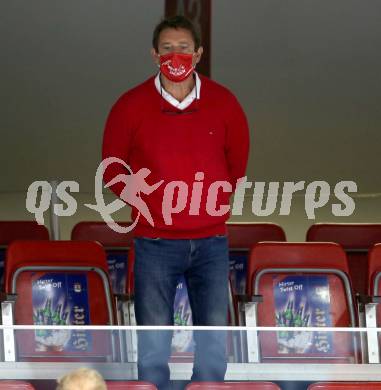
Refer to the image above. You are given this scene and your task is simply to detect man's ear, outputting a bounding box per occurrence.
[151,48,160,67]
[194,46,204,65]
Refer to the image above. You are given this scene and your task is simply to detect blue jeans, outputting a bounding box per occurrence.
[134,236,229,390]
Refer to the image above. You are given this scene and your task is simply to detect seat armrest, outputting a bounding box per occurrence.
[357,293,381,312]
[236,294,263,303]
[114,293,134,303]
[0,293,17,303]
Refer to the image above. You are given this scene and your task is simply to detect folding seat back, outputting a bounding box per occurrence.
[0,221,50,288]
[71,222,134,247]
[227,223,286,294]
[0,382,36,389]
[307,223,381,295]
[186,382,281,390]
[245,242,358,363]
[0,221,50,244]
[71,222,133,294]
[4,240,116,361]
[308,383,381,390]
[106,381,157,389]
[227,223,286,250]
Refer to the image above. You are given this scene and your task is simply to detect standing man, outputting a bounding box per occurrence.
[102,15,249,390]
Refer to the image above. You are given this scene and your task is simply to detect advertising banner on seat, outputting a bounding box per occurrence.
[229,251,248,295]
[106,250,128,294]
[32,273,92,353]
[273,275,333,355]
[171,276,194,359]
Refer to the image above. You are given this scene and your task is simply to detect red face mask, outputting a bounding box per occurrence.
[159,52,195,82]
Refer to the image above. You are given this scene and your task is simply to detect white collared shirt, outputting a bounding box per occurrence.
[154,72,201,110]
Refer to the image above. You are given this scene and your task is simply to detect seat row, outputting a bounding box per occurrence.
[3,221,381,296]
[0,382,155,389]
[1,221,381,365]
[1,239,381,365]
[3,381,381,389]
[72,221,381,297]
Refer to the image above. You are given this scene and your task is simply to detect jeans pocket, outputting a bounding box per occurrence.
[140,236,162,241]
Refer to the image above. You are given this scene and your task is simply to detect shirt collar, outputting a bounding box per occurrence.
[154,72,201,111]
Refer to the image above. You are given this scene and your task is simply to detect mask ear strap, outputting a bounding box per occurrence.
[192,52,198,70]
[192,73,197,98]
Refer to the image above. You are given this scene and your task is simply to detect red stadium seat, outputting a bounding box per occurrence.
[186,382,281,390]
[226,223,288,359]
[107,382,157,389]
[227,223,286,295]
[71,221,134,247]
[308,383,381,389]
[243,242,358,363]
[71,222,133,294]
[307,223,381,295]
[227,223,286,249]
[0,382,36,389]
[3,240,116,361]
[0,221,50,288]
[0,221,49,244]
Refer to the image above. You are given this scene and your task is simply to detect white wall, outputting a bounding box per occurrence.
[3,190,381,241]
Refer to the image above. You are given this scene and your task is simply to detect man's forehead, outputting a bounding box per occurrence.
[158,27,194,43]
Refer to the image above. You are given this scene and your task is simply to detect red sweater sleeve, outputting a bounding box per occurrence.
[224,95,250,190]
[102,95,133,198]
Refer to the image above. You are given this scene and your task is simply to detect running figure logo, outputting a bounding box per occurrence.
[85,157,163,233]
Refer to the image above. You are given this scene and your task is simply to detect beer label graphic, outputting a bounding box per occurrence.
[106,251,128,294]
[229,251,248,295]
[32,273,92,352]
[171,276,194,355]
[273,275,333,355]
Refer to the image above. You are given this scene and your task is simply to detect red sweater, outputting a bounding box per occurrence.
[102,75,249,239]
